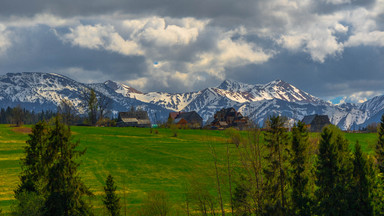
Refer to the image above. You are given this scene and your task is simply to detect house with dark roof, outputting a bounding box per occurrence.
[210,107,250,129]
[302,114,331,132]
[169,111,203,128]
[117,110,151,127]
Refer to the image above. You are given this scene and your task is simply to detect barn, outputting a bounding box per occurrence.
[117,110,151,127]
[302,114,331,132]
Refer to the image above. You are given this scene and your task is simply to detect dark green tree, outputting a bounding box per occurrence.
[103,174,121,216]
[290,121,311,215]
[376,114,384,174]
[373,114,384,214]
[263,115,290,215]
[43,116,93,216]
[15,121,48,196]
[232,177,251,216]
[12,105,24,127]
[84,89,98,126]
[315,125,353,215]
[351,141,374,215]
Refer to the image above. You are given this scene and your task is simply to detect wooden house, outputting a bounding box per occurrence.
[210,107,250,129]
[117,110,151,127]
[169,111,203,128]
[302,114,331,132]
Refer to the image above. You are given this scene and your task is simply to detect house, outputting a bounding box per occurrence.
[302,114,331,132]
[117,110,151,127]
[210,107,250,129]
[169,111,203,128]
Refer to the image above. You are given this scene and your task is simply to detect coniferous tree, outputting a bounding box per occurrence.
[263,115,290,215]
[376,114,384,174]
[103,174,121,216]
[290,121,311,215]
[15,121,48,196]
[43,116,93,216]
[351,141,374,215]
[315,125,353,215]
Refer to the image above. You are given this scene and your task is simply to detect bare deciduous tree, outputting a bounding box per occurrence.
[58,99,76,125]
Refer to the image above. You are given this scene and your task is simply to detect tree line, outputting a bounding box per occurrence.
[179,115,384,215]
[0,88,115,127]
[0,106,56,126]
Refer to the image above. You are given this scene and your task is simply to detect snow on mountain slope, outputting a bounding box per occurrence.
[103,80,200,111]
[1,72,384,130]
[217,79,325,104]
[107,79,327,112]
[0,72,88,110]
[0,72,173,121]
[104,80,142,96]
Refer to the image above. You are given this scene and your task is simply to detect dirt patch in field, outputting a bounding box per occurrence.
[11,127,32,134]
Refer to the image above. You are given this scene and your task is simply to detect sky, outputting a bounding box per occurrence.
[0,0,383,104]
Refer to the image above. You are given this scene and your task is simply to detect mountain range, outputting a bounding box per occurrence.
[0,72,383,130]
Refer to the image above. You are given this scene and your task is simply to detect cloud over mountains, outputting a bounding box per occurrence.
[0,0,383,103]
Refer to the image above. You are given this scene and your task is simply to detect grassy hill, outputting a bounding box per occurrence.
[0,125,377,214]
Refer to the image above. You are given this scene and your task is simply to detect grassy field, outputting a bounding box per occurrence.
[0,125,378,214]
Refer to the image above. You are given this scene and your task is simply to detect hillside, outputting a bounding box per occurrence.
[0,125,376,213]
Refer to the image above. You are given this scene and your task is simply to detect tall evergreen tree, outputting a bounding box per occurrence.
[376,114,384,174]
[103,174,121,216]
[351,141,374,215]
[290,121,311,215]
[315,125,353,215]
[43,116,93,216]
[263,115,290,215]
[15,121,48,195]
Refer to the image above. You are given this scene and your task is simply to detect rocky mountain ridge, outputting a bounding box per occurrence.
[0,72,383,130]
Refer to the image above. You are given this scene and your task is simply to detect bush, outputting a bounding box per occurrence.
[138,191,171,216]
[170,124,178,137]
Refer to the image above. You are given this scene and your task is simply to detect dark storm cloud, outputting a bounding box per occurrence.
[0,0,257,19]
[0,25,147,82]
[312,0,376,15]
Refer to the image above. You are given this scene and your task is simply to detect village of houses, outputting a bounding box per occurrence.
[116,107,331,132]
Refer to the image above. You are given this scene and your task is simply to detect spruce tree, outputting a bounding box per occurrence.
[351,141,374,215]
[376,114,384,174]
[15,121,48,195]
[43,116,93,216]
[103,174,121,216]
[290,121,310,215]
[315,125,353,215]
[263,115,290,215]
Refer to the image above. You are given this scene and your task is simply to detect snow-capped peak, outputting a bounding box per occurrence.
[104,80,142,96]
[217,79,254,92]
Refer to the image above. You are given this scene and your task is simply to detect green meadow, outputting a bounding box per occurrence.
[0,125,378,213]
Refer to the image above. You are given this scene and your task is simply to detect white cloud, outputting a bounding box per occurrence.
[345,31,384,47]
[333,91,383,104]
[55,67,108,84]
[62,24,143,55]
[324,0,351,5]
[126,77,148,90]
[0,24,11,55]
[189,28,274,79]
[123,17,208,47]
[277,27,343,62]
